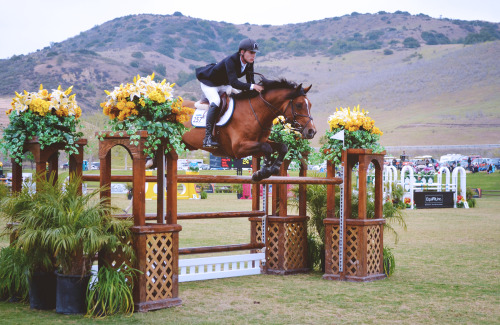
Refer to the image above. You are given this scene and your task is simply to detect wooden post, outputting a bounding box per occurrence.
[166,150,178,225]
[97,131,181,311]
[323,149,386,282]
[156,149,165,224]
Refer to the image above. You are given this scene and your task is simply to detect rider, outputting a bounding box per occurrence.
[196,38,264,148]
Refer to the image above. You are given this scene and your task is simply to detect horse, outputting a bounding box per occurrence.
[182,78,317,181]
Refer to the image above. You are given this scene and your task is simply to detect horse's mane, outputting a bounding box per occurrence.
[231,78,304,100]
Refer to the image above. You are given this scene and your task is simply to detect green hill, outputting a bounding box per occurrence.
[1,11,499,147]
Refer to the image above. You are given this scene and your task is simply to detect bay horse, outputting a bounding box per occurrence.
[182,78,317,181]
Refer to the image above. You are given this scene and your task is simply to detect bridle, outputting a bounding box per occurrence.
[249,92,314,134]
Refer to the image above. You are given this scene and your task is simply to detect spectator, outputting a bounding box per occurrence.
[487,164,493,174]
[468,157,472,171]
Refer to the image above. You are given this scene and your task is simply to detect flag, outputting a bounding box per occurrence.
[330,130,344,141]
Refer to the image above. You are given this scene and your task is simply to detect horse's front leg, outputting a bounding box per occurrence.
[251,144,275,182]
[267,142,288,176]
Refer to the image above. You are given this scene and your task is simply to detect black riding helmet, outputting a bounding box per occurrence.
[239,38,259,52]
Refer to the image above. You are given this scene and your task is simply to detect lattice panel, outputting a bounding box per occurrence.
[366,225,381,275]
[145,233,174,302]
[328,225,340,274]
[255,221,263,244]
[266,223,280,269]
[284,222,307,270]
[345,226,358,276]
[101,235,133,270]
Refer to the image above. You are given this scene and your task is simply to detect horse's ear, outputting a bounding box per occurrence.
[304,84,312,94]
[295,83,303,96]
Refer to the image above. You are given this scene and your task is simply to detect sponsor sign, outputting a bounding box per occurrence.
[414,191,454,208]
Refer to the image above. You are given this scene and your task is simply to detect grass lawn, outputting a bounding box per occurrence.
[0,174,499,324]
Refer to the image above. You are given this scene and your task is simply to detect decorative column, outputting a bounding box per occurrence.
[11,137,87,193]
[98,131,181,312]
[324,149,386,282]
[262,160,309,275]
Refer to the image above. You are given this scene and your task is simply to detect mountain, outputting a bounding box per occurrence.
[1,11,499,148]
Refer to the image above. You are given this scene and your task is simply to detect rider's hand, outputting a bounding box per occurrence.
[253,85,264,92]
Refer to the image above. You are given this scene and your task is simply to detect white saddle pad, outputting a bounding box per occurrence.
[191,98,234,128]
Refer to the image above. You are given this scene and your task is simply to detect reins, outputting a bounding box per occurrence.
[248,92,313,134]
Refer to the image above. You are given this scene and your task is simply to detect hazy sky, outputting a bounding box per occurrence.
[1,0,499,59]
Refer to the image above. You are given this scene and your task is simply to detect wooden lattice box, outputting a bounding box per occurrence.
[323,218,386,282]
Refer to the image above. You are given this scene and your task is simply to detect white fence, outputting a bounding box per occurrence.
[178,253,265,282]
[383,166,467,209]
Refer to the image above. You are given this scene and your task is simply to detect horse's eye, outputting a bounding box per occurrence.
[296,103,303,109]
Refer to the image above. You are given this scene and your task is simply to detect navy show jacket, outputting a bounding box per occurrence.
[195,52,255,91]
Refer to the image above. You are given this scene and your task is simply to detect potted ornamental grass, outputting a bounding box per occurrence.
[12,174,134,314]
[0,84,83,164]
[99,73,194,158]
[0,177,56,309]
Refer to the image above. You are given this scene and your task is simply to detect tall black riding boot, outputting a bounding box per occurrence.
[203,103,221,148]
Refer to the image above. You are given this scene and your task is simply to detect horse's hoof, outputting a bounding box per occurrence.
[252,172,262,182]
[270,166,281,175]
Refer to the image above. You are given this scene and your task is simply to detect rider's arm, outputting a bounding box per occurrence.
[225,57,252,91]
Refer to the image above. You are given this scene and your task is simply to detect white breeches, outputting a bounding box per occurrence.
[200,83,232,106]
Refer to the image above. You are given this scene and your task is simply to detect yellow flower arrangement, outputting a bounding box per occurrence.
[321,105,384,164]
[327,105,383,136]
[100,73,195,156]
[7,84,82,119]
[1,84,83,164]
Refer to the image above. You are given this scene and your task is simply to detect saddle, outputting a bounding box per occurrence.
[194,87,239,118]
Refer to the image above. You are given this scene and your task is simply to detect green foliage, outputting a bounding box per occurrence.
[176,71,196,86]
[403,37,420,48]
[366,30,385,40]
[0,183,10,199]
[464,26,500,44]
[131,51,144,59]
[321,129,384,166]
[200,190,208,199]
[77,49,99,56]
[154,63,167,77]
[465,187,477,208]
[268,117,314,166]
[0,246,30,302]
[102,97,190,158]
[86,264,139,317]
[0,110,83,165]
[328,39,382,56]
[179,48,215,62]
[383,246,395,277]
[307,234,323,271]
[14,175,134,275]
[421,31,450,45]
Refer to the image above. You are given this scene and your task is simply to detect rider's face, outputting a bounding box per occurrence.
[241,50,257,64]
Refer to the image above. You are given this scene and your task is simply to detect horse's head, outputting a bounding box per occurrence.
[261,80,317,139]
[284,83,316,139]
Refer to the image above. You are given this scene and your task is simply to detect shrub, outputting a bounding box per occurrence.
[383,246,395,276]
[131,51,144,59]
[403,37,420,48]
[383,49,394,55]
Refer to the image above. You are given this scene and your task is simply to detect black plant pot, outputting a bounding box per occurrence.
[55,272,91,314]
[29,271,56,310]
